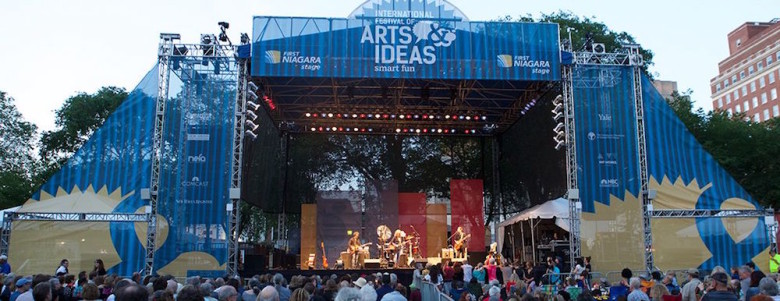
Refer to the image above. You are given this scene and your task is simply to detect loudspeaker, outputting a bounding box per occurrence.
[364,259,381,269]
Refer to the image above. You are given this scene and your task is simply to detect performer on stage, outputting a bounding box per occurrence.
[452,226,470,258]
[392,230,405,262]
[348,232,361,268]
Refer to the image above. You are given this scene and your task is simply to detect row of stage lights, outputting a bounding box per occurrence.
[307,126,481,135]
[304,112,488,121]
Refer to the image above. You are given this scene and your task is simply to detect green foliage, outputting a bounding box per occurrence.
[0,92,38,208]
[39,86,127,169]
[667,90,780,208]
[497,10,655,77]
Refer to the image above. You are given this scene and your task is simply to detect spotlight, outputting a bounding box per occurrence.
[246,111,258,121]
[245,120,259,131]
[247,101,260,111]
[328,113,333,118]
[445,115,451,119]
[554,136,565,150]
[218,21,230,29]
[352,114,358,118]
[247,90,258,101]
[466,116,472,120]
[482,116,487,120]
[305,113,312,117]
[247,81,259,92]
[310,127,316,132]
[244,130,258,139]
[396,128,401,133]
[553,112,563,121]
[399,115,405,119]
[553,123,564,133]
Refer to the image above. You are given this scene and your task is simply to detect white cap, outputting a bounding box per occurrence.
[0,255,7,260]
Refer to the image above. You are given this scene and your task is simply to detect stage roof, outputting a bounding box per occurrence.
[248,0,562,135]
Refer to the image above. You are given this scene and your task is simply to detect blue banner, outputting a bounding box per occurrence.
[251,0,560,81]
[643,75,768,270]
[573,66,640,213]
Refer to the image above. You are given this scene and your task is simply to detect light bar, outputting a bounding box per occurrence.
[301,111,490,122]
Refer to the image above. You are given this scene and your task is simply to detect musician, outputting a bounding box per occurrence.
[453,226,469,258]
[348,232,361,268]
[391,230,405,262]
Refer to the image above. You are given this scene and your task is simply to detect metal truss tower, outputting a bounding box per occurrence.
[145,33,176,276]
[561,57,581,267]
[227,55,249,276]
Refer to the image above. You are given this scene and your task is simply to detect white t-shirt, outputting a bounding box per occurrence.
[55,266,67,275]
[463,264,474,282]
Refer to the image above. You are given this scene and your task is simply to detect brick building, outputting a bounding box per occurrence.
[710,19,780,122]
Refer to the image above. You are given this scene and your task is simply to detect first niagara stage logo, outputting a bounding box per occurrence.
[361,10,456,73]
[497,54,552,75]
[264,50,322,71]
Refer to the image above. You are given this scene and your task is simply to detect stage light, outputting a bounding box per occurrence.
[396,128,401,133]
[244,130,258,139]
[383,114,389,119]
[246,111,258,121]
[390,114,396,119]
[471,129,476,134]
[352,114,358,118]
[403,129,408,133]
[423,129,428,133]
[318,127,323,132]
[444,129,450,133]
[305,113,311,118]
[337,114,342,118]
[466,116,472,120]
[414,115,419,119]
[429,115,435,120]
[332,127,337,131]
[399,115,405,119]
[338,127,343,132]
[247,81,259,92]
[553,123,564,133]
[325,127,330,131]
[423,114,428,119]
[247,90,258,101]
[553,112,563,121]
[459,115,464,120]
[367,114,373,118]
[445,115,451,119]
[474,116,480,120]
[375,114,381,119]
[346,128,351,132]
[406,114,412,119]
[368,128,373,132]
[354,128,359,132]
[247,101,260,111]
[415,129,421,133]
[321,113,326,117]
[554,136,565,150]
[310,127,316,132]
[555,131,565,140]
[245,120,259,131]
[360,114,366,118]
[326,113,332,118]
[452,115,458,120]
[437,129,442,133]
[482,116,487,120]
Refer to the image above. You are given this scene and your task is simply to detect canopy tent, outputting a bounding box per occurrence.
[497,198,569,260]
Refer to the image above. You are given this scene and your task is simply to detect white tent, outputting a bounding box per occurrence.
[497,198,569,260]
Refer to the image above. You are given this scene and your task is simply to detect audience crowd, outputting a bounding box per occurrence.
[1,256,779,301]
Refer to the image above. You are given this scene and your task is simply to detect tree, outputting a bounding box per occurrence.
[498,11,655,77]
[667,90,780,208]
[37,86,127,180]
[0,91,38,208]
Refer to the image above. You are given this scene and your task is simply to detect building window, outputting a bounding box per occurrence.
[745,100,751,111]
[725,79,730,88]
[734,90,740,100]
[726,94,731,104]
[771,72,776,84]
[732,74,738,84]
[769,55,774,66]
[728,108,733,115]
[717,98,723,108]
[749,66,755,74]
[760,77,766,88]
[754,113,760,122]
[736,105,742,113]
[762,93,768,104]
[758,61,764,71]
[777,50,780,61]
[752,97,758,108]
[740,71,746,79]
[772,88,777,100]
[764,109,770,121]
[716,83,721,92]
[773,105,779,117]
[742,86,748,96]
[751,81,757,92]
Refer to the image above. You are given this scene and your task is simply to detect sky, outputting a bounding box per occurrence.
[1,0,777,132]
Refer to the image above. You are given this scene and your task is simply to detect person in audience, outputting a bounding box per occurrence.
[681,269,702,301]
[115,284,149,301]
[628,278,650,301]
[649,284,670,301]
[31,283,50,301]
[258,286,280,301]
[273,274,291,301]
[701,272,736,301]
[55,261,68,277]
[0,256,11,276]
[333,287,360,301]
[11,278,30,301]
[92,260,106,277]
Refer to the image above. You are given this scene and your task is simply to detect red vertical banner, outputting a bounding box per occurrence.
[451,179,485,252]
[399,193,427,257]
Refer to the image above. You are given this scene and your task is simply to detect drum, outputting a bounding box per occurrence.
[441,248,454,258]
[398,254,409,268]
[340,252,352,269]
